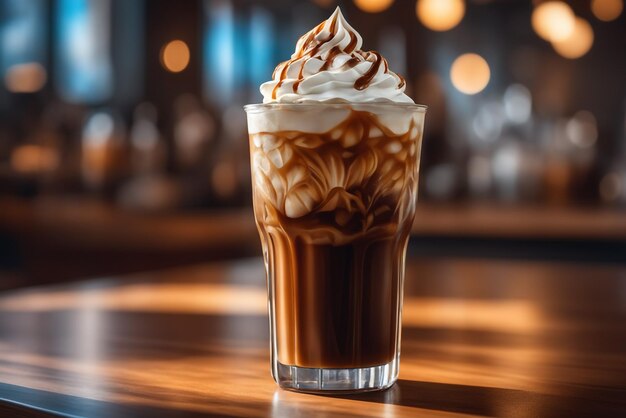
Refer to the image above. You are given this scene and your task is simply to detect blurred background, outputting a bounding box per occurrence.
[0,0,625,288]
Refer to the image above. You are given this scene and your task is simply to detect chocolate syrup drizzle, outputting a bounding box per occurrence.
[271,10,405,99]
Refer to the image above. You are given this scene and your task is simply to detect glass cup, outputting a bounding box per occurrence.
[244,102,426,392]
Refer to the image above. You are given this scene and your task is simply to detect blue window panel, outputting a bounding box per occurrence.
[203,0,250,106]
[55,0,113,103]
[0,0,47,73]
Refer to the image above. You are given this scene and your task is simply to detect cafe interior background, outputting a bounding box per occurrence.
[0,0,625,288]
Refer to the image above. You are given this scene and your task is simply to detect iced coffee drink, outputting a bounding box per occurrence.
[245,7,426,392]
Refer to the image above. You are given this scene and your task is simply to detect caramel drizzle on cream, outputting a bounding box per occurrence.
[271,10,405,98]
[355,51,383,91]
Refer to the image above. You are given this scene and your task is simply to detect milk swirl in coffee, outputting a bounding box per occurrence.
[247,7,425,375]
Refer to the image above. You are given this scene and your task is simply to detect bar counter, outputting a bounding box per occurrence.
[1,255,625,417]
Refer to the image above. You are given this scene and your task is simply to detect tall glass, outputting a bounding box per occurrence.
[244,103,426,392]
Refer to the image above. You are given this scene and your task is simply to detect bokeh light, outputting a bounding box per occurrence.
[566,111,598,148]
[472,101,505,144]
[503,84,532,124]
[11,145,59,174]
[591,0,623,21]
[493,144,521,198]
[84,112,116,145]
[416,0,465,31]
[450,53,490,95]
[4,63,47,93]
[81,111,124,189]
[353,0,394,13]
[552,17,594,59]
[161,40,190,73]
[531,1,575,42]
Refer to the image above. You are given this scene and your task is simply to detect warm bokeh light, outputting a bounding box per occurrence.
[160,40,190,73]
[4,63,47,93]
[353,0,394,13]
[10,145,59,174]
[591,0,623,21]
[416,0,465,31]
[552,17,594,59]
[450,53,490,95]
[531,1,575,42]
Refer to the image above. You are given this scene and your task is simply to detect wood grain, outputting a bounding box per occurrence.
[1,257,625,417]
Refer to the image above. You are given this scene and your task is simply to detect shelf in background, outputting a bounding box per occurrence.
[2,197,625,242]
[412,203,626,240]
[1,197,625,287]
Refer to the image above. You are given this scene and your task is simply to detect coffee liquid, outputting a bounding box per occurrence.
[251,110,421,368]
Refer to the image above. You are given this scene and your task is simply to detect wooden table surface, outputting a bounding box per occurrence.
[1,255,626,417]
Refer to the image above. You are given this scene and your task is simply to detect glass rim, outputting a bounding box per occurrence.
[244,102,427,113]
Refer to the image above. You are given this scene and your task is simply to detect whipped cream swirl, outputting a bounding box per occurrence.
[260,7,413,104]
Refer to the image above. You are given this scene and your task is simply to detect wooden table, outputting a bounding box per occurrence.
[1,256,625,417]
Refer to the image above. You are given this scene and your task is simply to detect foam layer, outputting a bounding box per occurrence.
[247,104,423,136]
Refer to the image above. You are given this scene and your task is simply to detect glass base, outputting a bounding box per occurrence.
[274,354,399,393]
